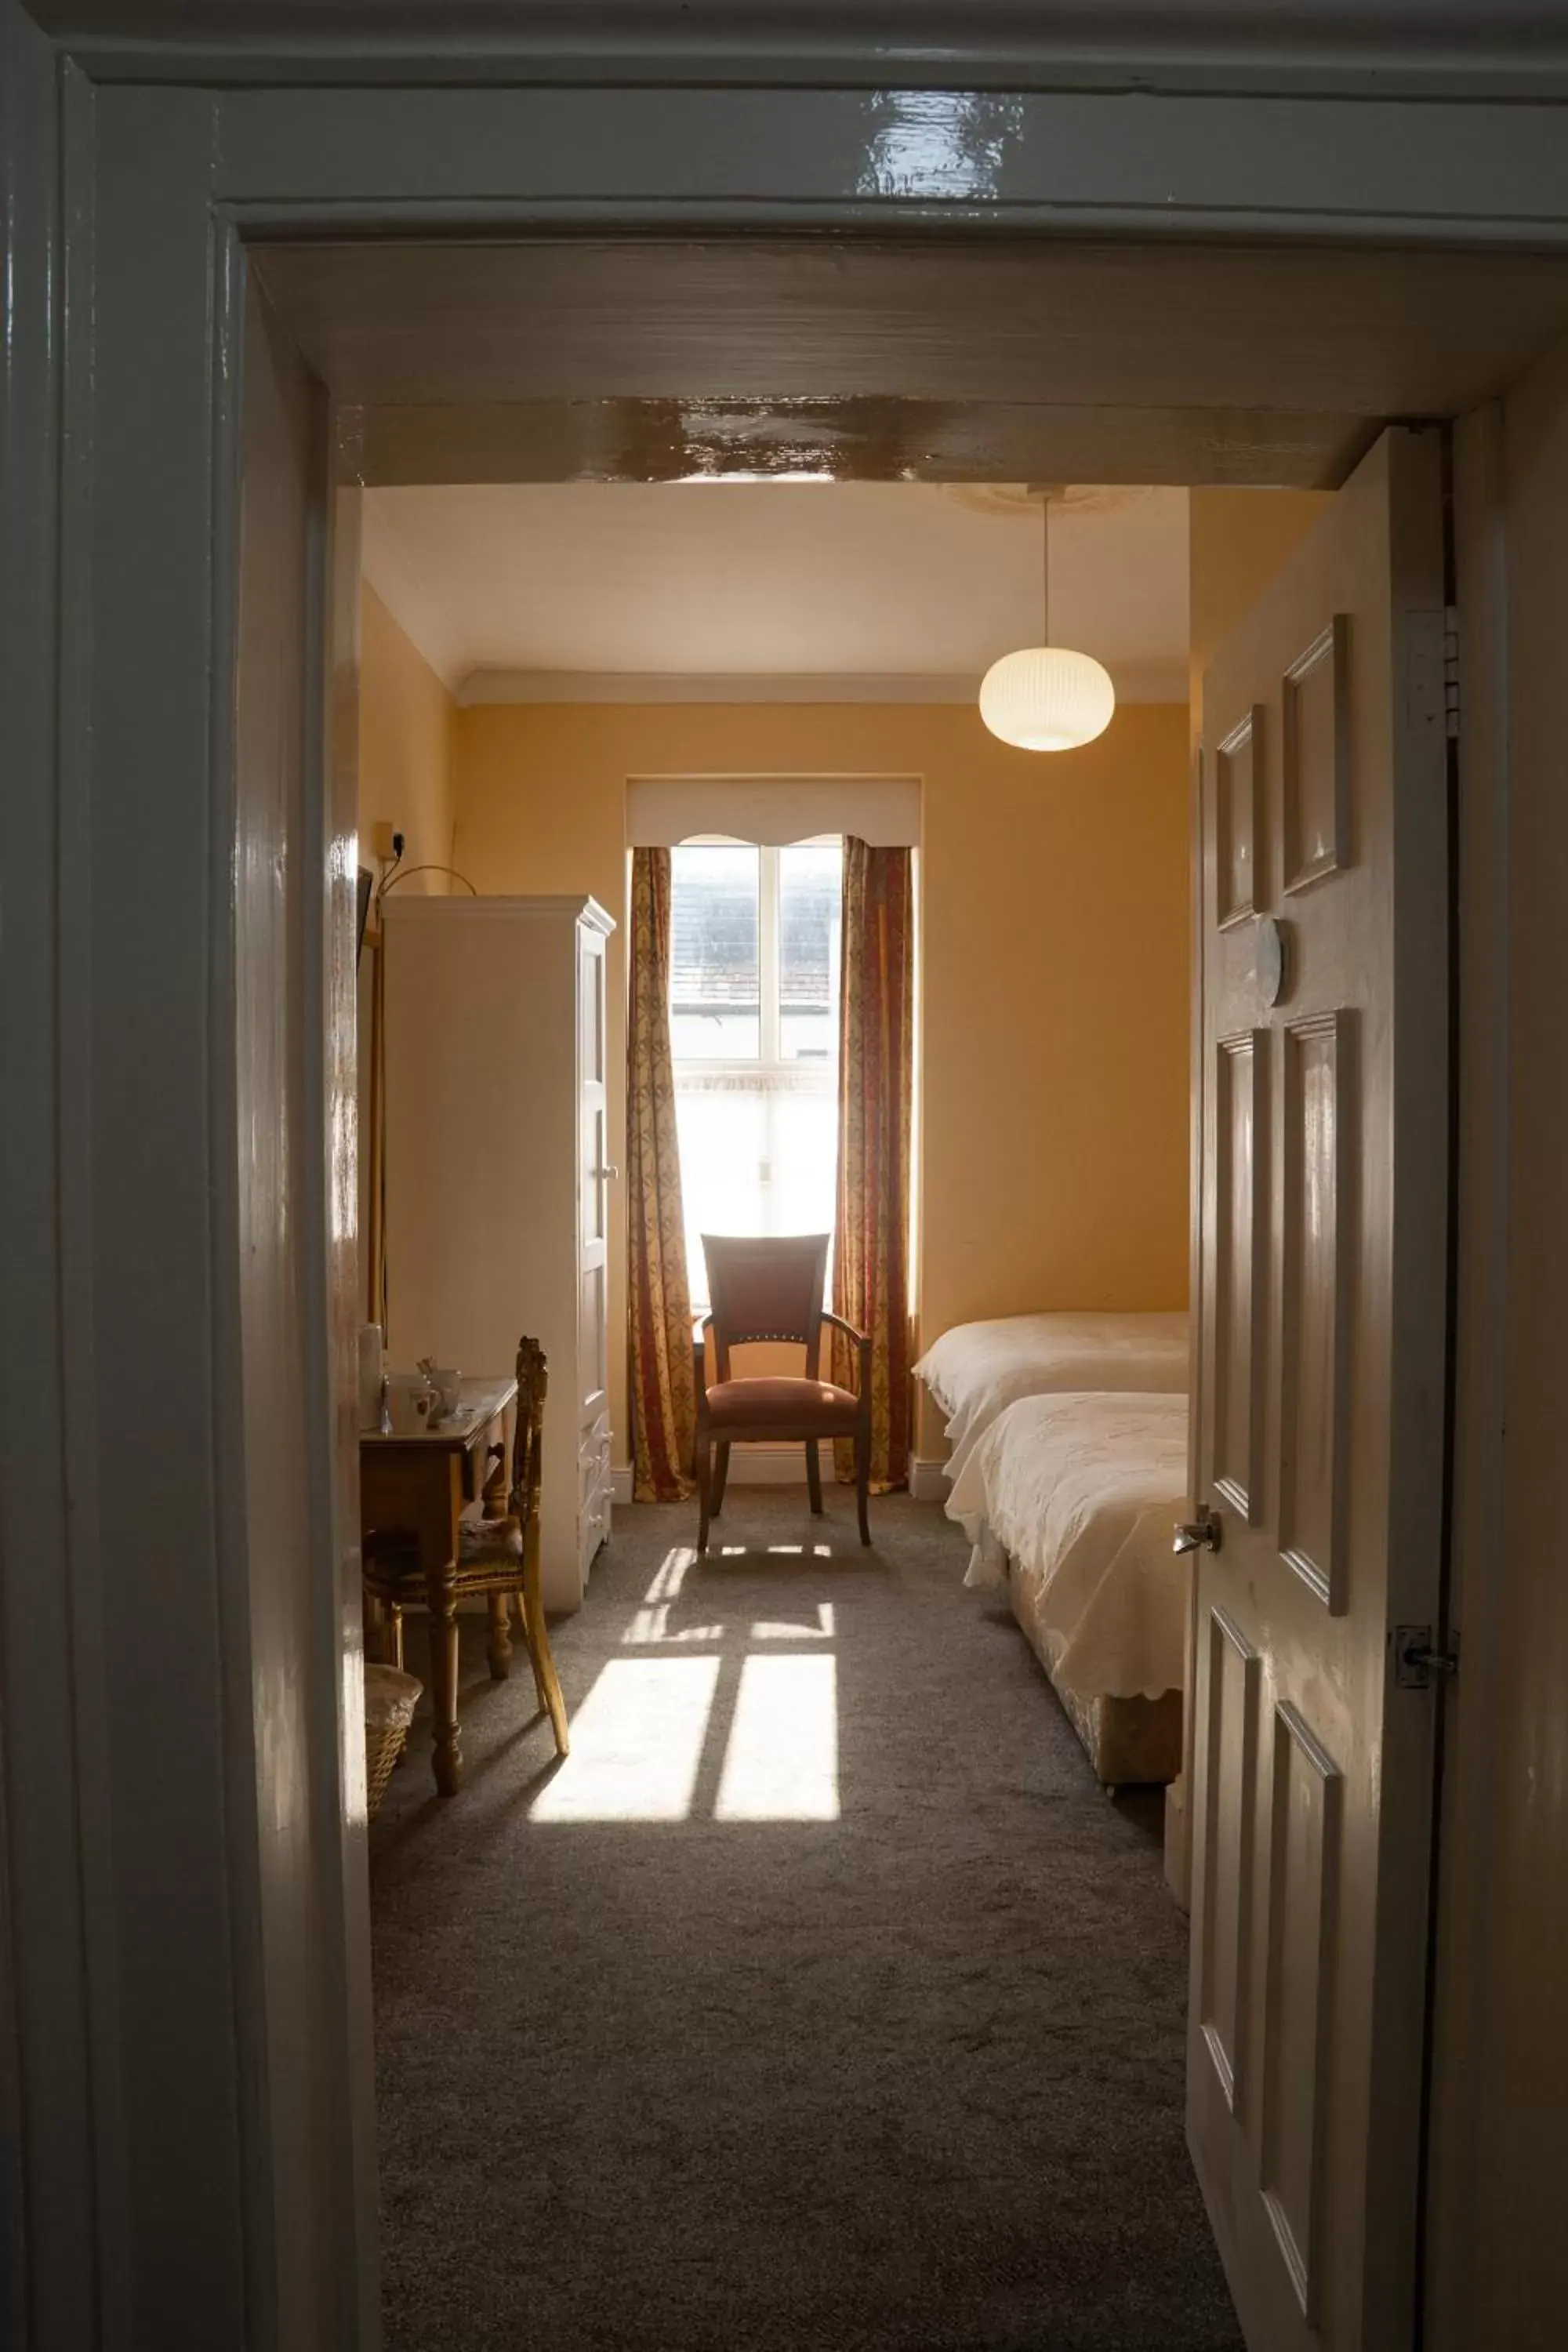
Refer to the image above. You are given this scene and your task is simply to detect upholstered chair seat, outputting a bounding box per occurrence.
[704,1376,861,1434]
[457,1513,525,1565]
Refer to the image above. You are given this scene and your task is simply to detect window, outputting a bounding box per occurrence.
[670,840,842,1305]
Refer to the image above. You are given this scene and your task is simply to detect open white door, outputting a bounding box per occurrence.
[1186,428,1450,2350]
[234,278,380,2346]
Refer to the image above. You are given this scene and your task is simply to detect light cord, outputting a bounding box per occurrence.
[378,862,478,899]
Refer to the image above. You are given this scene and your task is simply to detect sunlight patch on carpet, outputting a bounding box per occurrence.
[530,1657,719,1821]
[715,1655,840,1821]
[750,1602,837,1640]
[622,1605,727,1645]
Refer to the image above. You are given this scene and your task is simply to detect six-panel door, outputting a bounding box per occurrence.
[1187,430,1450,2351]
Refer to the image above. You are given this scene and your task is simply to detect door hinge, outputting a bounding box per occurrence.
[1443,604,1460,741]
[1393,1624,1461,1690]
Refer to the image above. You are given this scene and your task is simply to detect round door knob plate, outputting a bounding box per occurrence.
[1256,914,1290,1008]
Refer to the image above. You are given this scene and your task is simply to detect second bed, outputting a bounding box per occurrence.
[913,1312,1191,1788]
[946,1390,1189,1786]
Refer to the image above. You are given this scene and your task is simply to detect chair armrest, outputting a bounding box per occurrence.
[821,1311,873,1403]
[692,1314,716,1423]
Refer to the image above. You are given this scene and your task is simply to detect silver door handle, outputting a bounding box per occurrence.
[1173,1507,1223,1556]
[593,1163,619,1181]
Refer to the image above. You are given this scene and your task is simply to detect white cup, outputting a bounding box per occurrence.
[386,1374,437,1436]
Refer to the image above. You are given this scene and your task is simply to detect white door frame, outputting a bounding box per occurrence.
[5,13,1568,2346]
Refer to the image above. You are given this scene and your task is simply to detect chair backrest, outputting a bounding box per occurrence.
[509,1336,547,1524]
[702,1234,830,1380]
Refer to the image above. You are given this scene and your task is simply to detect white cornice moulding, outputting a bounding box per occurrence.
[360,501,467,692]
[458,662,1189,708]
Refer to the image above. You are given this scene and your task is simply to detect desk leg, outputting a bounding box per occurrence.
[422,1457,464,1797]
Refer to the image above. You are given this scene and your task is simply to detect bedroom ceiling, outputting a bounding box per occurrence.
[361,481,1191,704]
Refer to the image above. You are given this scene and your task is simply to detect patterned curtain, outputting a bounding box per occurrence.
[832,838,914,1491]
[627,848,697,1501]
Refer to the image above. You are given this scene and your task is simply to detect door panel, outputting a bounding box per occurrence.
[1216,706,1265,929]
[1258,1700,1342,2328]
[1280,615,1350,893]
[1211,1028,1268,1525]
[1188,428,1448,2352]
[1278,1010,1352,1612]
[1198,1606,1261,2118]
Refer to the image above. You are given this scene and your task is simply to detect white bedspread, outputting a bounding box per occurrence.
[946,1392,1191,1701]
[913,1311,1188,1486]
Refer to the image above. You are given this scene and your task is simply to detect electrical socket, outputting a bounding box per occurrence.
[369,819,399,861]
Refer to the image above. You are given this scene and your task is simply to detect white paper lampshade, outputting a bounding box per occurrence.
[978,645,1116,753]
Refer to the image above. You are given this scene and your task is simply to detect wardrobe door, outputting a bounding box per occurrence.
[575,915,613,1585]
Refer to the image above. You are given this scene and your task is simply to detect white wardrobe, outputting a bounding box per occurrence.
[382,894,615,1612]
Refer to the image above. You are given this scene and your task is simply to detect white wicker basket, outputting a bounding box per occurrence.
[365,1663,423,1818]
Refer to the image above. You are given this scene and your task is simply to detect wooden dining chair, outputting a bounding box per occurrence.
[363,1335,569,1764]
[693,1232,873,1552]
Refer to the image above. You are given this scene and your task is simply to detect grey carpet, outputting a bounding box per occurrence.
[370,1488,1243,2352]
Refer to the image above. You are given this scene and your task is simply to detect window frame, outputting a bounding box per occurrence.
[670,836,840,1080]
[670,836,842,1306]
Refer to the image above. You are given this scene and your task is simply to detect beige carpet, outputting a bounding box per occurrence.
[369,1487,1241,2351]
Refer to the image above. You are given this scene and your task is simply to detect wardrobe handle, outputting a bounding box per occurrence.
[593,1163,619,1181]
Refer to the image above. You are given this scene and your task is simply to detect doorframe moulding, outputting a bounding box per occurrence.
[5,13,1567,2350]
[28,2,1568,100]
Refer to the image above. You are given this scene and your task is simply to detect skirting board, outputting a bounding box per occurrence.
[613,1456,952,1502]
[909,1457,950,1503]
[614,1448,927,1497]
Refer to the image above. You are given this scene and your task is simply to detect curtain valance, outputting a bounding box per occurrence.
[626,775,920,848]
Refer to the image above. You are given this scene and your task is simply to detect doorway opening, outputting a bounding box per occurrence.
[240,228,1568,2351]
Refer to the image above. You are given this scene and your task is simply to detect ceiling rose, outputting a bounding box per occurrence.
[942,481,1156,521]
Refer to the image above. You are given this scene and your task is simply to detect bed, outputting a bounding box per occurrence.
[945,1390,1191,1788]
[913,1309,1189,1488]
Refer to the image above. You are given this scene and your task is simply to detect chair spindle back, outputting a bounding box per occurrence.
[701,1234,831,1380]
[510,1336,547,1525]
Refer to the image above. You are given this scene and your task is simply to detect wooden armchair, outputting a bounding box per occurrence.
[364,1337,569,1782]
[693,1233,873,1552]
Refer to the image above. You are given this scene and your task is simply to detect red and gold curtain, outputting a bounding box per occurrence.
[627,848,697,1501]
[832,838,914,1491]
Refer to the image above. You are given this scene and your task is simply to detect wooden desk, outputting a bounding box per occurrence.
[360,1374,517,1795]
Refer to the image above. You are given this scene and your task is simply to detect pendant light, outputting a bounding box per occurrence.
[978,489,1116,753]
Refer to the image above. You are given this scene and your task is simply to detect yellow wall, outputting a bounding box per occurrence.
[358,583,458,888]
[452,700,1192,1467]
